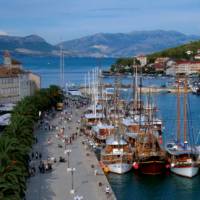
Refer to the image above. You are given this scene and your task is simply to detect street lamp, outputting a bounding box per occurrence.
[67,167,76,194]
[64,149,71,169]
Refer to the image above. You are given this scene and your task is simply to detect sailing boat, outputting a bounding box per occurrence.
[135,130,166,175]
[84,68,105,126]
[166,77,199,178]
[100,77,133,174]
[100,126,133,174]
[134,91,166,175]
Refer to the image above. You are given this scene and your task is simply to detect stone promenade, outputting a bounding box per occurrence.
[26,106,116,200]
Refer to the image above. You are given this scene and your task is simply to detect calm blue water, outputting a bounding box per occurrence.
[2,54,200,200]
[108,92,200,200]
[0,54,115,88]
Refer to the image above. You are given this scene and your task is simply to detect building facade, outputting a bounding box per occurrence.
[136,55,147,67]
[166,61,200,76]
[0,51,40,104]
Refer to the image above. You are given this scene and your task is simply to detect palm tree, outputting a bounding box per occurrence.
[13,97,39,122]
[0,85,64,199]
[4,115,34,147]
[0,136,27,199]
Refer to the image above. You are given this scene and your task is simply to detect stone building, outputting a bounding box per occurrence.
[136,55,147,67]
[0,51,40,103]
[166,61,200,76]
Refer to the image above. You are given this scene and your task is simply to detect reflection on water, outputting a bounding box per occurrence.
[107,91,200,200]
[107,171,200,200]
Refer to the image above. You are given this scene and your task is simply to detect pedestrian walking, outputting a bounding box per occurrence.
[105,185,110,195]
[35,152,38,159]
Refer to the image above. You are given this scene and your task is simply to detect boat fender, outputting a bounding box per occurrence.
[165,164,170,169]
[171,163,175,168]
[133,162,139,169]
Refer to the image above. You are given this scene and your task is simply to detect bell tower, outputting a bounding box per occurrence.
[3,50,11,67]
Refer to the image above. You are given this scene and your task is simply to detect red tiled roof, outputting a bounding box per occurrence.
[176,61,200,64]
[11,59,21,65]
[0,67,25,78]
[154,63,164,68]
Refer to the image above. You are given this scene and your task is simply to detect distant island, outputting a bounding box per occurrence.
[0,30,200,57]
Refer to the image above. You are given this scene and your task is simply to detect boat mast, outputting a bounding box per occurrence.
[177,75,181,143]
[132,60,135,116]
[134,58,138,111]
[139,69,142,127]
[183,77,187,143]
[60,45,65,89]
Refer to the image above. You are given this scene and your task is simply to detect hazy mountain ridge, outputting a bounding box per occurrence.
[0,30,200,57]
[0,34,57,54]
[59,30,200,57]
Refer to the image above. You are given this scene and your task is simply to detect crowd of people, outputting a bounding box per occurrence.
[28,95,90,178]
[27,94,116,199]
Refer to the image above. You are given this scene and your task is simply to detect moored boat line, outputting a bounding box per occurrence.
[81,68,200,179]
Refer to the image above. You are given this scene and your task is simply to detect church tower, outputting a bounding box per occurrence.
[3,50,12,67]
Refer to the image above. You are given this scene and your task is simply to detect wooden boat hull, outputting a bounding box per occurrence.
[138,160,166,175]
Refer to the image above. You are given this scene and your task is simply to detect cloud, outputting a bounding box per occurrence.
[0,30,8,36]
[90,7,138,12]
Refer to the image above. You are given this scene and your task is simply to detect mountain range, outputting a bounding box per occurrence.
[0,30,200,57]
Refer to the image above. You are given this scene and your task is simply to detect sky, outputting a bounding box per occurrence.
[0,0,200,44]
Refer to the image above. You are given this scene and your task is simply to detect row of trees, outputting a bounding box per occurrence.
[0,85,63,199]
[110,58,141,73]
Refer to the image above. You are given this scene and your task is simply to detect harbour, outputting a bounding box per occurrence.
[2,1,200,199]
[1,55,200,200]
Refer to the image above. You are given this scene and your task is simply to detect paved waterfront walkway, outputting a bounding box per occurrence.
[26,106,116,200]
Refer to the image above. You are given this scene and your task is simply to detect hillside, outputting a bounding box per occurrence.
[0,31,200,57]
[0,34,58,55]
[58,30,200,57]
[148,40,200,61]
[109,40,200,74]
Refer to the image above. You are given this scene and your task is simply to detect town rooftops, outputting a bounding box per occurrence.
[175,60,200,65]
[0,67,25,78]
[11,59,22,65]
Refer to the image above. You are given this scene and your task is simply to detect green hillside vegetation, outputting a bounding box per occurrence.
[110,58,140,73]
[148,40,200,62]
[110,40,200,73]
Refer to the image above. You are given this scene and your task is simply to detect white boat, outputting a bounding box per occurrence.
[166,77,199,178]
[107,163,132,174]
[101,134,133,174]
[170,166,199,178]
[166,143,199,178]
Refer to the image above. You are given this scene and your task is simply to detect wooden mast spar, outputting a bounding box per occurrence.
[183,78,187,144]
[177,75,181,144]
